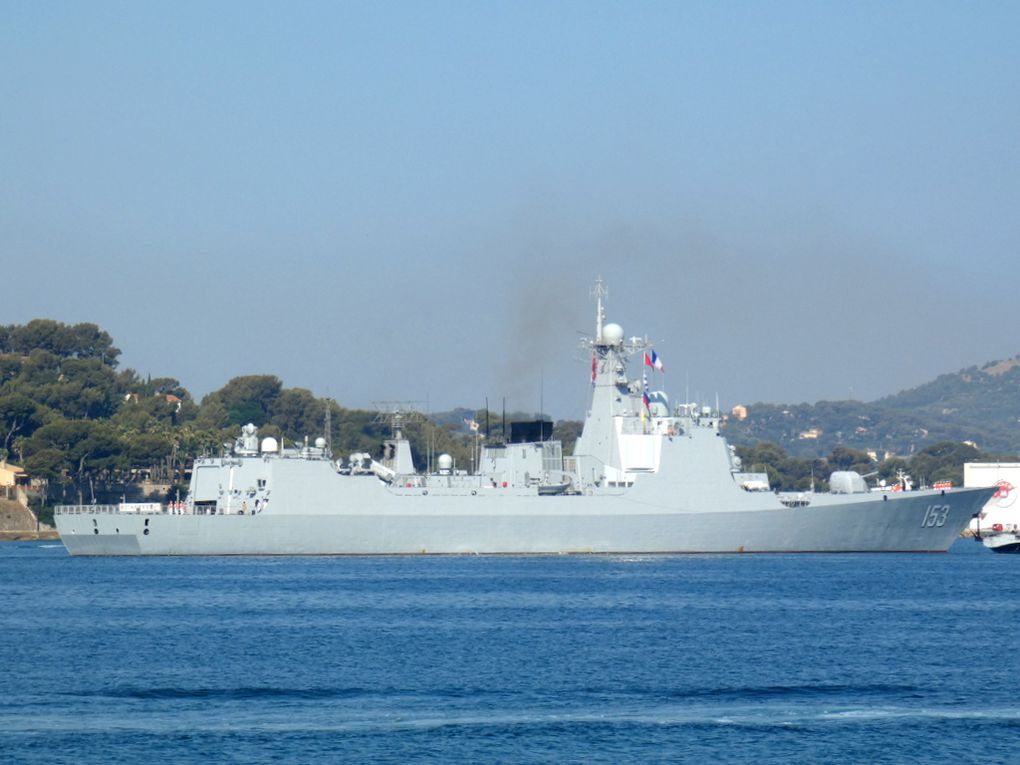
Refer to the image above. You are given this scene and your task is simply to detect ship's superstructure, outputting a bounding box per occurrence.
[55,281,994,555]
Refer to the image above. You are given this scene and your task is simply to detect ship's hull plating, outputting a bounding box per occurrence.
[56,488,991,556]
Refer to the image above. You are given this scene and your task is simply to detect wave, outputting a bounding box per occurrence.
[9,705,1020,738]
[564,681,922,703]
[71,686,373,701]
[69,681,919,704]
[667,682,919,701]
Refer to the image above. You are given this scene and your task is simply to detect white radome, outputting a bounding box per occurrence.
[602,322,624,345]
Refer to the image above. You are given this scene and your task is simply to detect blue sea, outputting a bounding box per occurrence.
[2,541,1018,764]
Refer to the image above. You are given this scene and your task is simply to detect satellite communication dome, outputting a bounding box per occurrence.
[602,322,624,345]
[437,453,454,471]
[314,437,327,449]
[260,437,279,453]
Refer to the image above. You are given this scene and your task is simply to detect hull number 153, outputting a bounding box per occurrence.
[921,505,950,528]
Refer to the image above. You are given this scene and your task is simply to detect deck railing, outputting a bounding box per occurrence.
[53,503,230,516]
[54,505,121,515]
[54,504,165,515]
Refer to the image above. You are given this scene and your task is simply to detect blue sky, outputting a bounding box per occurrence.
[3,1,1018,417]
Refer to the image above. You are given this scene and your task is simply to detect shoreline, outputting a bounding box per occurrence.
[0,530,60,541]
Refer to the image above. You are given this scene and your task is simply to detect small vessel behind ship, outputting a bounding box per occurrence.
[55,282,995,555]
[974,519,1020,553]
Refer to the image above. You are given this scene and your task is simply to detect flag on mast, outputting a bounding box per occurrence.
[644,349,664,372]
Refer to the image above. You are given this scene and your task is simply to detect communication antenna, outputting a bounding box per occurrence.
[591,278,607,343]
[540,369,544,425]
[324,398,333,456]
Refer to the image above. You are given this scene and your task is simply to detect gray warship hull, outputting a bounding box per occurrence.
[55,437,992,555]
[56,496,988,556]
[53,280,995,555]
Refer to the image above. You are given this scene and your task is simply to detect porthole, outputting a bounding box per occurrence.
[143,528,150,535]
[93,528,99,535]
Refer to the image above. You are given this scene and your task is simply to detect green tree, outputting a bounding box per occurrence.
[68,322,120,366]
[877,456,910,483]
[909,441,984,487]
[32,358,120,420]
[3,320,120,365]
[7,320,75,357]
[0,353,23,384]
[199,375,283,428]
[24,448,66,482]
[0,393,45,453]
[123,432,173,471]
[553,419,583,455]
[270,388,324,440]
[827,446,873,473]
[25,419,123,483]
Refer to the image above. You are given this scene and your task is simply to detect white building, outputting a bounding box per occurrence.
[964,462,1020,514]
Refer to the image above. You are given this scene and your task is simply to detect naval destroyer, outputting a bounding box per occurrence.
[55,282,994,555]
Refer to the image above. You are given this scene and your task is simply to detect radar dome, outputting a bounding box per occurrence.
[602,322,624,345]
[314,437,327,449]
[260,437,279,453]
[437,453,454,472]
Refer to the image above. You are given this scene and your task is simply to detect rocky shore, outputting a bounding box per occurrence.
[0,530,60,541]
[0,497,57,540]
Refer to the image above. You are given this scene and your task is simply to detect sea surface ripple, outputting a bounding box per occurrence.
[2,541,1018,763]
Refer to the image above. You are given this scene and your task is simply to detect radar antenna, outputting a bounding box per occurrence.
[371,401,425,439]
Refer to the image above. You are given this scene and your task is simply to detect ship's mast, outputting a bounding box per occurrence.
[324,398,332,457]
[593,278,607,344]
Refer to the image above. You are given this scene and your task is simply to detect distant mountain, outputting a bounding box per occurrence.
[877,356,1020,421]
[722,356,1020,458]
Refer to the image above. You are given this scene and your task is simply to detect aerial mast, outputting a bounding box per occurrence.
[593,277,607,344]
[324,398,332,456]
